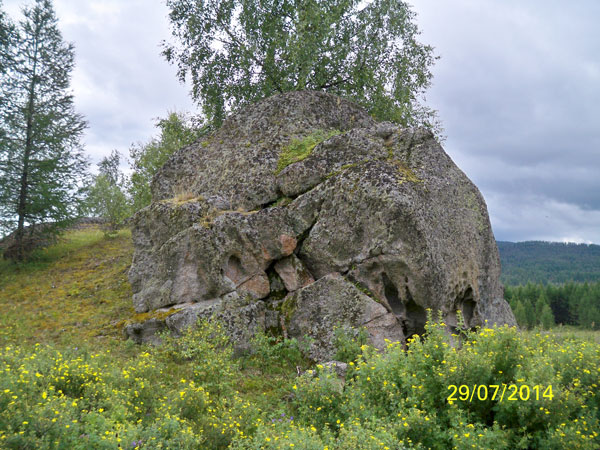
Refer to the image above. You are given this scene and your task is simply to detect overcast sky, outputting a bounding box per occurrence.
[3,0,599,244]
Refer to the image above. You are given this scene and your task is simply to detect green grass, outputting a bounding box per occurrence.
[0,227,134,349]
[535,325,600,344]
[0,228,309,447]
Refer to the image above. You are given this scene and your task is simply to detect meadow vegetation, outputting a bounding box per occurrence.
[1,228,599,449]
[0,227,133,348]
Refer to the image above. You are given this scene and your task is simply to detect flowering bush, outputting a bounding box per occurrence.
[279,315,599,449]
[1,316,599,449]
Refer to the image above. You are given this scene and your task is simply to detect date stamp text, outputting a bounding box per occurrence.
[447,384,554,402]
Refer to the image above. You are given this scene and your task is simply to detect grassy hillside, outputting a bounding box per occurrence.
[498,241,600,285]
[0,227,134,348]
[1,228,599,449]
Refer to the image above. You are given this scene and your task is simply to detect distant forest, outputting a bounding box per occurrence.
[505,282,600,329]
[497,241,600,285]
[498,241,600,329]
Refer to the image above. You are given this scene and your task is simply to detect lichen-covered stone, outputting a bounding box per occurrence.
[124,318,166,346]
[127,90,516,358]
[151,91,375,210]
[126,293,266,353]
[274,254,315,292]
[285,274,403,360]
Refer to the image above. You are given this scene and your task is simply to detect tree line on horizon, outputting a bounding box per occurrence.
[498,240,600,285]
[1,0,439,261]
[498,242,600,330]
[505,281,600,330]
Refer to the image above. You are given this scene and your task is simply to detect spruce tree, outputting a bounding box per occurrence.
[523,301,536,330]
[539,304,555,329]
[0,0,88,259]
[0,1,14,72]
[513,300,528,329]
[535,292,548,318]
[577,293,600,329]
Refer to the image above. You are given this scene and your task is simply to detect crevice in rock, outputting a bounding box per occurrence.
[260,199,277,209]
[361,307,392,325]
[265,262,289,301]
[294,220,317,258]
[457,286,476,327]
[344,275,380,302]
[345,252,395,273]
[157,301,185,310]
[402,291,427,339]
[276,160,344,203]
[382,272,404,316]
[260,193,297,209]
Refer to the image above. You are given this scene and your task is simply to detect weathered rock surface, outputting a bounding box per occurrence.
[274,254,315,292]
[127,90,516,359]
[283,274,403,361]
[125,318,166,346]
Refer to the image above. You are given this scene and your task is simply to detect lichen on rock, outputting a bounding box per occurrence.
[126,90,516,359]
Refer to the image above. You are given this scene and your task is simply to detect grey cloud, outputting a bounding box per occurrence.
[3,0,598,242]
[486,192,600,244]
[412,0,600,242]
[4,0,196,165]
[455,154,600,210]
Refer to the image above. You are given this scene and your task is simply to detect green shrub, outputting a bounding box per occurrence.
[292,365,348,432]
[1,316,599,449]
[229,420,328,450]
[286,314,600,449]
[159,319,238,396]
[333,325,368,363]
[245,331,305,373]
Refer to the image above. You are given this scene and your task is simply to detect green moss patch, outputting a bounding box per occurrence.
[123,307,179,327]
[351,279,380,302]
[279,294,298,324]
[390,160,422,184]
[325,162,359,180]
[271,196,293,208]
[275,129,341,174]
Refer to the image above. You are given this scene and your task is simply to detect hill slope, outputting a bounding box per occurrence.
[0,227,134,347]
[498,241,600,285]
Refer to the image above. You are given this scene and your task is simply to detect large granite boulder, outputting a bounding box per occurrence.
[126,90,516,357]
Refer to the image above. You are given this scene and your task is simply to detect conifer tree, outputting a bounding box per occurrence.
[0,1,14,72]
[539,304,555,329]
[513,300,528,329]
[0,0,88,259]
[523,301,536,329]
[532,291,551,327]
